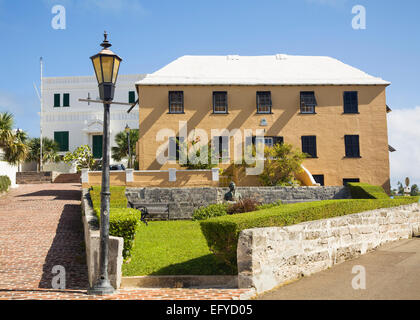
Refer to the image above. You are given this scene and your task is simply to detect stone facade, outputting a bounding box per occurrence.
[236,203,420,294]
[125,186,350,220]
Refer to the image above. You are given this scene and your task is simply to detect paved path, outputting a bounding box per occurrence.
[0,184,251,300]
[257,238,420,300]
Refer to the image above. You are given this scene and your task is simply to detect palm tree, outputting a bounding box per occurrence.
[111,129,139,168]
[26,137,60,171]
[0,112,14,148]
[0,112,29,170]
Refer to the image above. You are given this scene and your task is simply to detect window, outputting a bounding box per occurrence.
[257,91,272,114]
[169,91,184,113]
[312,175,325,186]
[63,93,70,107]
[54,94,60,107]
[212,136,229,161]
[343,91,358,113]
[343,178,360,186]
[129,91,136,104]
[301,136,317,158]
[213,91,228,113]
[54,131,69,152]
[345,135,360,157]
[300,92,317,114]
[252,136,283,147]
[169,136,185,161]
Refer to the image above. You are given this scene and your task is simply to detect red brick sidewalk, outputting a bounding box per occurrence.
[0,184,253,300]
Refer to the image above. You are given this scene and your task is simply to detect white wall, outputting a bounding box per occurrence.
[0,161,18,188]
[41,74,144,167]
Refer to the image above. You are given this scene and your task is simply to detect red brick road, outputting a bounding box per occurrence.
[0,184,252,300]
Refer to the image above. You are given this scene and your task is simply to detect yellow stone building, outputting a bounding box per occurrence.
[135,54,391,191]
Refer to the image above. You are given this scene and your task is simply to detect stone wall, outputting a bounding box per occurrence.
[81,188,124,289]
[125,186,350,220]
[236,203,420,294]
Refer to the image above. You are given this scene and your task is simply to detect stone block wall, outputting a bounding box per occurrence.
[237,203,420,294]
[126,186,350,220]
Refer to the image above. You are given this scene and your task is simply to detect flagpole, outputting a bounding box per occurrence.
[40,57,43,172]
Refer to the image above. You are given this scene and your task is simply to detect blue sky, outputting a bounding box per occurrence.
[0,0,419,187]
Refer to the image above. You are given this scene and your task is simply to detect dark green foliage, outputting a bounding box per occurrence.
[192,203,228,221]
[89,186,140,259]
[200,197,419,273]
[0,175,11,192]
[347,183,389,199]
[227,198,261,215]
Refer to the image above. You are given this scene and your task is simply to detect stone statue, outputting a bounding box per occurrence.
[224,181,242,202]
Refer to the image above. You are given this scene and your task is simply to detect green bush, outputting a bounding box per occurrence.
[192,203,228,221]
[256,200,283,210]
[347,183,389,199]
[89,186,140,259]
[0,176,11,192]
[200,197,419,273]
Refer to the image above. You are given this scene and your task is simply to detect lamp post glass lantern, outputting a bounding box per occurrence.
[88,32,122,295]
[125,124,131,169]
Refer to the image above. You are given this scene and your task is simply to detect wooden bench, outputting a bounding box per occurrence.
[128,201,170,221]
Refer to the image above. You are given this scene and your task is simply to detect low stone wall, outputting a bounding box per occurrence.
[81,188,124,289]
[16,171,55,184]
[237,203,420,294]
[126,186,350,220]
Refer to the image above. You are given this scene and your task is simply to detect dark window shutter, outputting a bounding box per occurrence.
[63,94,70,107]
[54,131,69,152]
[344,92,358,113]
[345,135,360,157]
[54,94,60,107]
[273,136,284,146]
[312,175,325,186]
[129,91,135,104]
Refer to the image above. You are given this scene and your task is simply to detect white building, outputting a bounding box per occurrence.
[41,74,145,171]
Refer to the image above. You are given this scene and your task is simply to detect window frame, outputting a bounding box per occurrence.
[300,91,317,114]
[301,135,317,158]
[344,135,361,158]
[256,91,272,114]
[168,91,184,114]
[129,91,136,104]
[343,91,359,114]
[312,174,325,186]
[212,91,228,114]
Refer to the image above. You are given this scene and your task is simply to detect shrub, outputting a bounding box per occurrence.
[89,186,140,259]
[227,198,261,215]
[200,197,419,273]
[0,175,11,192]
[192,203,228,221]
[256,200,283,210]
[348,183,389,199]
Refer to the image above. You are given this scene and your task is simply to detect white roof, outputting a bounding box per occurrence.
[136,55,390,86]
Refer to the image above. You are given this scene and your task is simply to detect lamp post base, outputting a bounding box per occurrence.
[87,278,115,295]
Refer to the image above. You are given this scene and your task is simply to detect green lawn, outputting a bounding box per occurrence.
[122,220,234,276]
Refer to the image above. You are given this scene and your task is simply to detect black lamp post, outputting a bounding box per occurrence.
[87,32,122,295]
[125,124,131,169]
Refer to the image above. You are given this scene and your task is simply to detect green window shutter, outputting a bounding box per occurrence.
[54,94,60,107]
[54,131,69,152]
[63,93,70,107]
[129,91,135,104]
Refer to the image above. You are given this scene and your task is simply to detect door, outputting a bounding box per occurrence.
[92,135,103,159]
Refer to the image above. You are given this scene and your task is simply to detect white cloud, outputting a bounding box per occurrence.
[388,106,420,188]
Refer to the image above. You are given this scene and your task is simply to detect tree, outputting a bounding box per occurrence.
[63,145,97,172]
[178,137,216,170]
[111,129,139,168]
[26,137,60,171]
[0,112,29,168]
[259,143,307,186]
[411,184,419,196]
[397,181,404,195]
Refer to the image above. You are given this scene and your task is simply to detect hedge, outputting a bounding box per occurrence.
[200,197,419,273]
[348,183,389,199]
[89,186,141,259]
[0,176,11,193]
